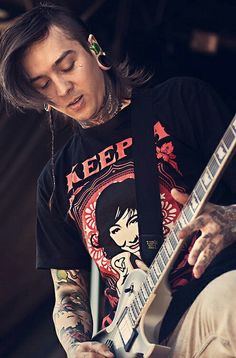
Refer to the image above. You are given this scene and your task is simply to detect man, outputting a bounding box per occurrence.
[1,3,236,357]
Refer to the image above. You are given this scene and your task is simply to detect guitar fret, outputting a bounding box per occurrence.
[208,155,219,176]
[127,309,135,326]
[143,281,150,296]
[147,270,155,289]
[144,281,151,295]
[146,277,152,291]
[163,244,171,258]
[133,299,140,316]
[215,142,227,164]
[138,291,145,305]
[182,206,193,223]
[141,286,148,300]
[131,303,138,320]
[201,168,212,190]
[178,213,188,228]
[157,255,165,272]
[173,221,181,234]
[153,261,161,278]
[169,232,178,250]
[150,266,158,285]
[160,248,168,265]
[195,181,205,201]
[164,241,173,256]
[136,294,144,310]
[147,274,155,289]
[223,127,234,149]
[189,191,199,212]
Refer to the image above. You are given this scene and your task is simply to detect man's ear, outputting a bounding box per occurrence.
[88,34,112,71]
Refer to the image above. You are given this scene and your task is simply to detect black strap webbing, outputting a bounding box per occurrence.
[131,88,163,266]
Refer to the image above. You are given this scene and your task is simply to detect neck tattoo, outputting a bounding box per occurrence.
[79,74,132,129]
[79,97,130,129]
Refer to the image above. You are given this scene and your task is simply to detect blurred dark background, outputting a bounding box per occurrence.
[0,0,235,357]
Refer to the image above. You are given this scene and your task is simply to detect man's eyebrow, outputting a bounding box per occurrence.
[30,50,75,83]
[54,49,75,66]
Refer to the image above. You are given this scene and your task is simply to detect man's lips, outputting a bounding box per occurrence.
[67,95,84,110]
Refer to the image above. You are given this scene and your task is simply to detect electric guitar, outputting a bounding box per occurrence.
[92,114,236,358]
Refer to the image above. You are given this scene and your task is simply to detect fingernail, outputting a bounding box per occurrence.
[193,268,202,279]
[178,229,187,239]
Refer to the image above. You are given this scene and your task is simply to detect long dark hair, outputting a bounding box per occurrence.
[92,179,137,259]
[0,3,151,112]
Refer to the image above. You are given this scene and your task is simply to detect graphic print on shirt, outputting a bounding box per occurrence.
[70,162,148,297]
[67,120,187,322]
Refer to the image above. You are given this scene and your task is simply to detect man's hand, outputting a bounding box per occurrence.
[69,341,114,358]
[171,188,236,279]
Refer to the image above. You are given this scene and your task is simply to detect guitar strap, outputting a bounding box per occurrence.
[131,88,163,266]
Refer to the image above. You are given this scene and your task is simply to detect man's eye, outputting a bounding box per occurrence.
[39,81,49,90]
[62,62,75,72]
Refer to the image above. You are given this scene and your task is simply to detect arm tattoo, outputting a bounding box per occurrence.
[51,269,92,355]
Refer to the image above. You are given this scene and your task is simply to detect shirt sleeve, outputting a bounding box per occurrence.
[36,165,91,270]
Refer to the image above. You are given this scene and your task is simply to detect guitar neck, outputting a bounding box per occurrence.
[126,113,236,328]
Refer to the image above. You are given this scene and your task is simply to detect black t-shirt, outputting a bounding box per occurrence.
[36,77,236,339]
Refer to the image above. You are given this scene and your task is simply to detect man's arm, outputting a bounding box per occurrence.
[51,269,113,358]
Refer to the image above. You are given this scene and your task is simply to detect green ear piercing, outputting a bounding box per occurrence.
[90,42,101,55]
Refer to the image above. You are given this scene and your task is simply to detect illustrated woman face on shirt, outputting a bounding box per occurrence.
[109,208,139,255]
[94,179,141,259]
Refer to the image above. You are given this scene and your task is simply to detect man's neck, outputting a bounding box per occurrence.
[79,99,131,129]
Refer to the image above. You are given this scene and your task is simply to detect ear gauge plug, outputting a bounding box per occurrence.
[90,41,102,55]
[88,34,112,70]
[88,34,101,55]
[97,53,112,69]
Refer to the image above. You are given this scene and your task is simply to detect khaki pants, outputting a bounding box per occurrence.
[167,270,236,358]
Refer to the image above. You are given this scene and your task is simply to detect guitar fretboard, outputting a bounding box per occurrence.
[121,114,236,328]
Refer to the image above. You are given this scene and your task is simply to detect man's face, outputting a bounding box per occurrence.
[22,26,105,122]
[109,208,140,254]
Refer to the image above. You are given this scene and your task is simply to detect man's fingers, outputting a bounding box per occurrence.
[171,188,189,205]
[178,215,208,239]
[188,234,210,266]
[89,341,114,357]
[76,342,114,357]
[192,240,222,278]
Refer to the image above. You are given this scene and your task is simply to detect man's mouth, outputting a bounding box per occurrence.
[67,95,84,110]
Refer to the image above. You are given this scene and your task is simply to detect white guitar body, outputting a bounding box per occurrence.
[93,269,172,357]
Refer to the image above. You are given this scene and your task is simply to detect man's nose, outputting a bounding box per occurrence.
[54,77,73,97]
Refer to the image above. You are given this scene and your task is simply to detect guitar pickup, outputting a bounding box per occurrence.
[118,325,138,352]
